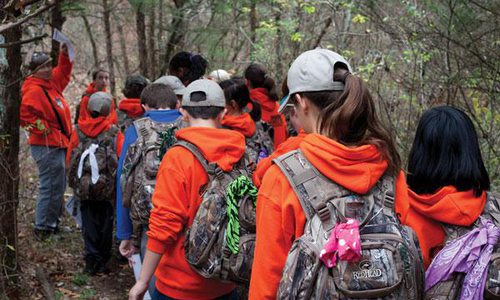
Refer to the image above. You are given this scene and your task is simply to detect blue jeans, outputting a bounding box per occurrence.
[30,146,66,231]
[151,289,237,300]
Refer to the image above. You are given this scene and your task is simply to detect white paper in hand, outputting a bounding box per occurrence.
[52,28,75,62]
[131,254,151,300]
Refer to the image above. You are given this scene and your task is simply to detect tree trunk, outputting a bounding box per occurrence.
[148,3,156,79]
[50,0,65,66]
[249,0,257,58]
[102,0,116,97]
[115,13,130,75]
[160,0,185,75]
[136,4,149,77]
[81,15,99,68]
[0,25,22,299]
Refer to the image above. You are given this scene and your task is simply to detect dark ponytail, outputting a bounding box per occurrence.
[185,54,208,84]
[220,79,262,121]
[244,63,279,101]
[168,52,208,85]
[299,67,401,174]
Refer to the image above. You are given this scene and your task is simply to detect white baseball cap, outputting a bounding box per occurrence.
[182,79,225,108]
[287,48,352,95]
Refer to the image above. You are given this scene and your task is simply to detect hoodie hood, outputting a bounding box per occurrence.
[300,134,388,194]
[249,88,278,114]
[118,98,144,118]
[406,186,487,267]
[22,76,53,95]
[409,186,486,226]
[176,127,246,172]
[77,116,113,138]
[85,82,106,95]
[221,113,256,137]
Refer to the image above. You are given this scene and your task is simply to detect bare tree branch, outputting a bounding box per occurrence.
[0,2,56,34]
[0,34,47,48]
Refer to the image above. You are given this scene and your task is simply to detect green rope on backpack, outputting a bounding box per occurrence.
[157,127,176,160]
[225,175,258,254]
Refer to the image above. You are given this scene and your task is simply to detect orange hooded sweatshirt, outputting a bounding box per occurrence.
[20,51,73,148]
[248,134,409,300]
[78,83,118,124]
[147,127,246,300]
[249,88,287,147]
[66,116,124,166]
[253,130,307,187]
[403,186,486,268]
[221,113,256,138]
[118,98,144,118]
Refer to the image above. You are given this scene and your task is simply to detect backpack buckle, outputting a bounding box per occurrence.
[214,167,224,179]
[315,202,330,222]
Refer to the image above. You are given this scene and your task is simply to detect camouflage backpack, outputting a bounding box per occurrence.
[176,140,257,284]
[424,192,500,300]
[274,150,424,300]
[69,126,119,202]
[245,121,274,163]
[121,117,181,245]
[117,110,137,133]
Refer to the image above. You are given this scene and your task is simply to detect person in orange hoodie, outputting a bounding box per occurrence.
[219,79,272,164]
[253,94,307,187]
[248,49,410,299]
[67,92,124,275]
[20,44,73,240]
[117,74,148,132]
[245,63,287,148]
[129,79,245,300]
[76,69,118,124]
[402,106,491,269]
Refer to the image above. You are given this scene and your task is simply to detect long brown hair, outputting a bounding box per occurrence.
[244,63,279,101]
[299,67,401,174]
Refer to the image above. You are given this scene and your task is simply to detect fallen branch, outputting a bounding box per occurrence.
[35,266,56,300]
[0,3,55,34]
[0,34,47,48]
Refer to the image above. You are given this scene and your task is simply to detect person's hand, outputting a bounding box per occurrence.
[119,239,135,258]
[60,43,68,55]
[129,280,149,300]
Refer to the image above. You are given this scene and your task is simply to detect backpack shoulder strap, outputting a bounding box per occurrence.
[484,192,500,226]
[174,140,219,178]
[273,150,349,223]
[376,174,397,220]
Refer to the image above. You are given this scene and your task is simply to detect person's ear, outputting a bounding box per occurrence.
[179,107,190,122]
[217,108,227,122]
[295,94,309,114]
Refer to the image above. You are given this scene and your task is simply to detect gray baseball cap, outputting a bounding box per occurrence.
[88,92,112,116]
[287,48,352,95]
[29,52,52,71]
[154,75,185,95]
[182,79,225,108]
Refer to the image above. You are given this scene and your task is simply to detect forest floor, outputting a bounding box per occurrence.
[16,139,135,299]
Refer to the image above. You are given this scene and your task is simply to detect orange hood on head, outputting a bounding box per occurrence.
[300,134,388,194]
[176,127,246,172]
[249,88,277,114]
[406,186,487,268]
[118,98,144,118]
[221,113,256,137]
[77,116,113,138]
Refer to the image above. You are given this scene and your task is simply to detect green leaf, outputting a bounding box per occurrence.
[352,14,368,24]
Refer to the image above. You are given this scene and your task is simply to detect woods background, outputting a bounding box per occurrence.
[0,0,499,298]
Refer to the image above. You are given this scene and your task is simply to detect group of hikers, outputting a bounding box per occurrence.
[20,41,498,300]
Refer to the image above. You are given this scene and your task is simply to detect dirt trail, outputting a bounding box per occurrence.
[17,143,135,299]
